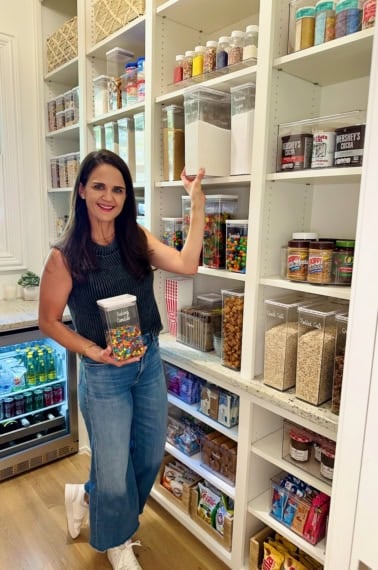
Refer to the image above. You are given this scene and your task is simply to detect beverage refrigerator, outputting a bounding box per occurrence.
[0,324,78,481]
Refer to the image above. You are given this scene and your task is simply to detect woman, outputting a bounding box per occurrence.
[38,149,205,570]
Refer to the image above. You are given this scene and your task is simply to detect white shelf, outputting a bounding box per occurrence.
[156,174,251,187]
[165,442,236,499]
[87,16,146,59]
[198,267,246,282]
[167,392,239,442]
[150,486,232,565]
[157,61,257,104]
[267,167,362,185]
[248,490,326,565]
[88,103,145,126]
[44,57,78,84]
[274,28,374,86]
[156,0,258,34]
[45,124,79,140]
[260,276,351,301]
[47,187,73,194]
[252,429,332,495]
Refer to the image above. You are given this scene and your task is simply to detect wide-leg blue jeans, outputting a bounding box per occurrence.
[78,333,167,552]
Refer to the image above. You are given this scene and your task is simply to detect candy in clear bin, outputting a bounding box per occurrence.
[97,294,144,361]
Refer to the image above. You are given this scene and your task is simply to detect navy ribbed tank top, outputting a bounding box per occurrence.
[67,240,162,348]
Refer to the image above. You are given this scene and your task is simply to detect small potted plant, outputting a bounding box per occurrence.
[17,270,40,301]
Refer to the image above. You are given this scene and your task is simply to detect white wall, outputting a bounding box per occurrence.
[0,2,45,291]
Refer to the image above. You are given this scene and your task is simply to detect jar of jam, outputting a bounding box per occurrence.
[333,239,355,285]
[289,427,313,462]
[320,441,336,480]
[287,239,310,281]
[307,240,334,284]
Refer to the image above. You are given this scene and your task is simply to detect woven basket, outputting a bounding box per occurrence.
[94,0,145,43]
[46,17,78,73]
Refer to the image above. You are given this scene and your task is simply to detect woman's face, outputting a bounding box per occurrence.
[79,163,126,226]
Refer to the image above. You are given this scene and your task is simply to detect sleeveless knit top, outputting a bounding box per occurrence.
[67,240,162,348]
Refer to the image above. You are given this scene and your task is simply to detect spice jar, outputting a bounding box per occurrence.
[183,50,195,80]
[320,441,336,479]
[333,239,355,285]
[287,239,310,281]
[243,24,259,60]
[362,0,376,28]
[216,36,230,69]
[173,54,184,83]
[192,45,206,76]
[295,6,316,50]
[204,41,217,73]
[315,0,336,44]
[289,426,313,462]
[228,30,245,65]
[307,240,334,284]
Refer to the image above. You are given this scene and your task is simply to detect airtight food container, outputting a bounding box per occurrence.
[97,294,144,361]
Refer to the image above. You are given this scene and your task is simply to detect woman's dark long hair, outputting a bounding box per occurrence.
[56,149,151,282]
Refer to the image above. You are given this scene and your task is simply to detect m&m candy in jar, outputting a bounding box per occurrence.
[226,220,248,273]
[97,294,144,361]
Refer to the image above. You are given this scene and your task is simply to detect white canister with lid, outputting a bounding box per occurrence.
[243,24,259,60]
[311,131,336,168]
[292,232,319,240]
[228,30,245,65]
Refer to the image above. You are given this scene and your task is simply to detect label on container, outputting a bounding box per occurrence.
[320,461,334,479]
[290,444,309,462]
[311,131,336,167]
[281,134,313,170]
[334,124,365,166]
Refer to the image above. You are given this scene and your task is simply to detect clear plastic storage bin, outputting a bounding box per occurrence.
[225,219,248,273]
[203,195,238,269]
[104,121,119,153]
[184,86,231,177]
[118,117,135,180]
[264,295,307,391]
[162,105,185,181]
[332,311,348,414]
[58,154,68,187]
[93,125,105,150]
[134,112,145,183]
[93,75,111,116]
[161,217,183,250]
[66,152,80,187]
[296,301,346,405]
[230,83,255,175]
[97,294,144,361]
[221,289,244,370]
[50,157,60,188]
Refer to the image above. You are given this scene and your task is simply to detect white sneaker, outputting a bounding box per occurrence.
[64,483,89,539]
[107,540,142,570]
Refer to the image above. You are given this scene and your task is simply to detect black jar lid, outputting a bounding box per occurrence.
[288,239,310,247]
[309,240,334,250]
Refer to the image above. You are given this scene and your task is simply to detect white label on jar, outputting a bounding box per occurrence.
[321,461,334,479]
[311,131,336,168]
[290,444,309,461]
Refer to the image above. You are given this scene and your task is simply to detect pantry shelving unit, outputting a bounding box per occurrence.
[36,1,377,569]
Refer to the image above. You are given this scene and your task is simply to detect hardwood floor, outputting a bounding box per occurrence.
[0,453,229,570]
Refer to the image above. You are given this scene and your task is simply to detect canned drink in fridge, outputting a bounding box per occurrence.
[43,387,54,407]
[53,383,64,404]
[4,396,15,418]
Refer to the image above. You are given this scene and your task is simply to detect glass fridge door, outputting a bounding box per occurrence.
[0,326,78,467]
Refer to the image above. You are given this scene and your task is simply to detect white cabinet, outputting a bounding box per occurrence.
[36,1,378,569]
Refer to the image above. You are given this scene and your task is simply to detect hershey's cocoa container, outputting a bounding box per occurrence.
[281,133,313,170]
[334,124,366,167]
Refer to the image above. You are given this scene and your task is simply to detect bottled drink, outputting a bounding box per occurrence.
[46,350,57,381]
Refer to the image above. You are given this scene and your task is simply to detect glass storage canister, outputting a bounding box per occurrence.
[216,36,230,69]
[314,0,336,44]
[228,30,245,65]
[287,239,311,281]
[335,0,362,38]
[243,24,259,59]
[162,104,185,181]
[203,40,217,73]
[362,0,376,27]
[225,220,248,273]
[183,50,195,80]
[307,240,334,284]
[333,239,355,284]
[295,6,316,51]
[173,54,184,83]
[203,195,238,269]
[161,218,183,251]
